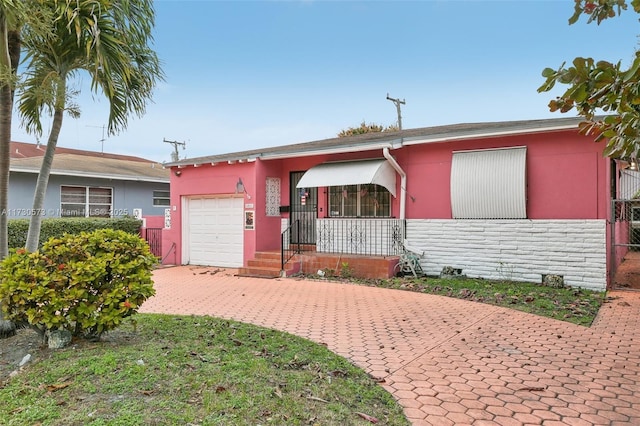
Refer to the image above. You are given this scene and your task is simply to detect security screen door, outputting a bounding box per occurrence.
[290,171,317,245]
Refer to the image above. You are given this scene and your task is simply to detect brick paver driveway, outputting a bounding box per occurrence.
[141,266,640,425]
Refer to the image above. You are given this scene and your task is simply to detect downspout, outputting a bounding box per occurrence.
[383,147,407,220]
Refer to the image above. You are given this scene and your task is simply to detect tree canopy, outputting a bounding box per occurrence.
[538,0,640,158]
[19,0,163,137]
[338,121,399,138]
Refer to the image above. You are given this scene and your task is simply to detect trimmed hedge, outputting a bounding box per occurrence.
[8,217,143,249]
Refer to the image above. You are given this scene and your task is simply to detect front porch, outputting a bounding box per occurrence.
[238,218,405,279]
[237,248,400,279]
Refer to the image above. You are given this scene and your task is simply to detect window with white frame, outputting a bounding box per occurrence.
[60,186,113,217]
[328,184,391,217]
[153,190,170,207]
[450,146,527,219]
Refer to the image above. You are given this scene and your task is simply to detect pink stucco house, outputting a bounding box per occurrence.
[161,116,629,291]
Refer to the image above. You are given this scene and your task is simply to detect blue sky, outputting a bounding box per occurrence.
[10,0,640,163]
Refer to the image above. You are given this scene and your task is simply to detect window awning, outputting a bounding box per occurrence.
[296,159,397,197]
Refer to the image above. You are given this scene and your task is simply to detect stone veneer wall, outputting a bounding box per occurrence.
[406,219,607,291]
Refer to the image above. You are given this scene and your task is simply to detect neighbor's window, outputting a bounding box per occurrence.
[153,190,170,207]
[450,146,527,219]
[60,186,113,217]
[328,184,391,217]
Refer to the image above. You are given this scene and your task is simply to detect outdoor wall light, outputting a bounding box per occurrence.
[236,178,245,193]
[631,159,638,171]
[174,169,182,177]
[236,178,251,199]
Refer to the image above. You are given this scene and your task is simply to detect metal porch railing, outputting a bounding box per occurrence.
[315,218,405,256]
[281,219,301,271]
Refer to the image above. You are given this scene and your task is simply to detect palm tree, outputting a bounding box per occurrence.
[0,7,15,338]
[0,1,33,338]
[0,9,13,263]
[19,0,163,252]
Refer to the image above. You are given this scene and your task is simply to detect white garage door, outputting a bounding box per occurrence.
[184,197,244,267]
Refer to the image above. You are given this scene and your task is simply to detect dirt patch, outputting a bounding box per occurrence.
[614,270,640,289]
[0,327,47,384]
[614,252,640,290]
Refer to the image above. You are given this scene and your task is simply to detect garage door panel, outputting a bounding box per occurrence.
[185,197,244,267]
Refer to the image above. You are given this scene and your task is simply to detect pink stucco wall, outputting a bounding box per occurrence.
[254,159,284,251]
[142,215,164,229]
[400,129,609,220]
[163,162,256,265]
[163,128,611,267]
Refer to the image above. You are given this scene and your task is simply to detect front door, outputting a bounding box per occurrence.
[290,171,317,244]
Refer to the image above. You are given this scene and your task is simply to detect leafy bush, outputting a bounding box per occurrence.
[337,120,399,137]
[7,217,142,249]
[0,229,156,341]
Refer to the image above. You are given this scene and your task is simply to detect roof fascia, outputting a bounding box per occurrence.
[165,119,585,167]
[401,123,579,147]
[257,141,395,161]
[10,167,170,184]
[251,124,580,160]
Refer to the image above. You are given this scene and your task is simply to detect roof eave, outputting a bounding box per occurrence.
[401,122,582,147]
[258,141,397,161]
[10,167,170,184]
[163,139,403,167]
[164,116,592,168]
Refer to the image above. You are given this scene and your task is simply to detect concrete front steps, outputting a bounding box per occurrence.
[237,251,300,278]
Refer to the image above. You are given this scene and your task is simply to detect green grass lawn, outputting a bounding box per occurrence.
[0,314,410,426]
[357,276,606,326]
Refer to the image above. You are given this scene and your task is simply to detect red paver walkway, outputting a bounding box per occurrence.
[141,266,640,425]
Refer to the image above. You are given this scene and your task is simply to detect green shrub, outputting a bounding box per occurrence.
[7,217,143,249]
[6,219,29,249]
[0,229,156,341]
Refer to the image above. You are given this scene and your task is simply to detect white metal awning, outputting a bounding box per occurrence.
[296,159,397,197]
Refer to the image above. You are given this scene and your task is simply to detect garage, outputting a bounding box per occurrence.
[183,196,244,267]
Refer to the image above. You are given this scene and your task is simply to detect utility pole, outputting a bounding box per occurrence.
[163,138,186,162]
[386,93,406,130]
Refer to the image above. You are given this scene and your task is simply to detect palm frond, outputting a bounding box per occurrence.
[17,0,164,137]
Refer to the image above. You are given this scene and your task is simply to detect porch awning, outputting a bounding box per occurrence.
[296,159,397,197]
